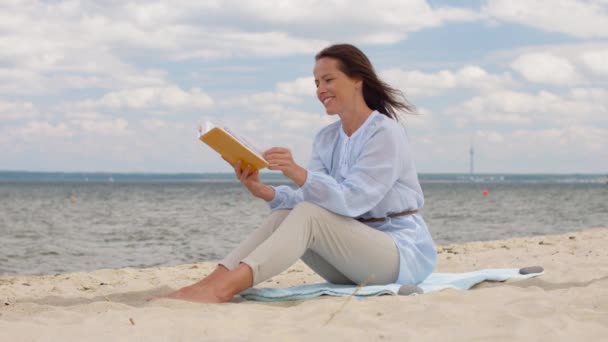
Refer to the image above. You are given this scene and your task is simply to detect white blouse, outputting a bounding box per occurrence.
[267,111,436,285]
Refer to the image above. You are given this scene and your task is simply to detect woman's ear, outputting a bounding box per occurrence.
[355,79,363,90]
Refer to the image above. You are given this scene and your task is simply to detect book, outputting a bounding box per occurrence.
[198,121,269,172]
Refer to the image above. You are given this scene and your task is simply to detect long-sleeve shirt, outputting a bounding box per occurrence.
[267,111,436,285]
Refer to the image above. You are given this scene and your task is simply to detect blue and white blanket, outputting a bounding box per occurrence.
[240,267,544,302]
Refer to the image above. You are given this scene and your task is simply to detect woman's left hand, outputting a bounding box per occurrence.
[263,147,307,186]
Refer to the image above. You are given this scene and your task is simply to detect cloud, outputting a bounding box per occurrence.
[221,77,316,109]
[69,117,131,136]
[12,121,73,140]
[142,119,168,130]
[511,53,580,85]
[400,107,436,130]
[476,130,505,143]
[382,65,515,97]
[1,1,605,173]
[447,89,607,126]
[461,126,608,172]
[171,31,329,60]
[486,42,608,85]
[166,0,478,46]
[511,126,608,153]
[483,0,608,39]
[510,53,580,85]
[0,68,47,95]
[276,77,316,98]
[581,48,608,75]
[569,87,608,103]
[0,100,38,120]
[78,86,213,112]
[0,0,478,72]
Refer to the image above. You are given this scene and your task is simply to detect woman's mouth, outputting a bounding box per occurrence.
[322,97,334,106]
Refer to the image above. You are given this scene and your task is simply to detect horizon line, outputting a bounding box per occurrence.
[0,170,606,176]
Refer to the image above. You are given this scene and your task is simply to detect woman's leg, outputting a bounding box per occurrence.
[300,250,354,285]
[242,202,400,286]
[176,209,292,288]
[165,202,399,302]
[219,207,354,285]
[219,209,291,271]
[163,210,292,302]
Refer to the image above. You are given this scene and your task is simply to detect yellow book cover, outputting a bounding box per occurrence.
[198,121,269,172]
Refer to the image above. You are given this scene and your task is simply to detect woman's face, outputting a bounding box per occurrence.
[313,57,362,115]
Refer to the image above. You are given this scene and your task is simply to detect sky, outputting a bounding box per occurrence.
[0,0,607,174]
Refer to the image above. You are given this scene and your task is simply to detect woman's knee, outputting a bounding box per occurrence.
[266,209,291,232]
[292,201,330,218]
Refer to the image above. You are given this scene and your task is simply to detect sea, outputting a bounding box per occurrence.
[1,171,607,276]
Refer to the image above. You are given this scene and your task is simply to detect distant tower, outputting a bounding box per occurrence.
[469,144,475,176]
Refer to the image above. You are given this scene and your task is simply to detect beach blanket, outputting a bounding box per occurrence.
[240,266,544,302]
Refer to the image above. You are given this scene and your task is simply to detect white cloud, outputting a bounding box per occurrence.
[13,121,73,140]
[168,0,478,45]
[79,86,213,112]
[487,43,608,84]
[476,130,505,143]
[276,77,316,98]
[569,87,608,103]
[0,0,478,73]
[510,53,580,85]
[511,126,608,153]
[223,77,317,109]
[0,68,47,95]
[226,91,302,108]
[483,0,608,39]
[448,89,607,126]
[382,65,514,97]
[262,106,335,132]
[0,100,38,120]
[398,107,435,130]
[1,1,605,173]
[581,49,608,75]
[69,117,131,136]
[142,119,168,130]
[171,31,329,60]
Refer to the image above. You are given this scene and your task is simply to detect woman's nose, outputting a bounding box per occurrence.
[316,85,325,96]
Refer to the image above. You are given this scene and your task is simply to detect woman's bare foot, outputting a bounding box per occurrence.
[164,282,233,303]
[197,265,230,286]
[152,263,253,304]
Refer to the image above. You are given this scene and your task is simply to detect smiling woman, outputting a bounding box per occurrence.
[163,44,436,303]
[314,44,414,123]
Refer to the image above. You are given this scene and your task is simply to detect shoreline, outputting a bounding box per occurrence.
[2,227,607,341]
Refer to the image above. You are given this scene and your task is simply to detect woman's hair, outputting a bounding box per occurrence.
[315,44,414,120]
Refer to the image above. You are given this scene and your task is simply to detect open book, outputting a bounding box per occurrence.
[198,121,269,172]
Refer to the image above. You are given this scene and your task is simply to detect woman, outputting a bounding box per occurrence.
[166,44,436,303]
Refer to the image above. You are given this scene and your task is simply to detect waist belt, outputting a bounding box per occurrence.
[356,209,418,223]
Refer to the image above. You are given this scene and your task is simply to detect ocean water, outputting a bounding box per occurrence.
[1,172,607,276]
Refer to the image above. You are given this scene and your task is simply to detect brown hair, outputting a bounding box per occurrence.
[315,44,414,120]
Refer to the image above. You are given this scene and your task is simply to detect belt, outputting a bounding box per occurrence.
[356,209,418,223]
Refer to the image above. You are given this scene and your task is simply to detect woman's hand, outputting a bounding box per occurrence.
[263,147,307,187]
[223,157,275,201]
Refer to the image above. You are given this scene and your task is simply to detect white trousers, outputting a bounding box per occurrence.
[220,202,400,286]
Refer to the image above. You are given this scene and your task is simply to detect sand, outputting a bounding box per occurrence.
[1,228,607,341]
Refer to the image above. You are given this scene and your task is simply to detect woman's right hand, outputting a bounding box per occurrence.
[224,157,275,201]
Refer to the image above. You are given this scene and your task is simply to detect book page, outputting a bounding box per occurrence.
[223,126,265,157]
[199,120,267,158]
[198,120,216,137]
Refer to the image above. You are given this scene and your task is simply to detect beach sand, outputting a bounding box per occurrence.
[1,228,607,341]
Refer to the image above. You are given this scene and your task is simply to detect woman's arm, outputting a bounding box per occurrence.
[264,125,403,217]
[301,126,403,217]
[263,143,328,210]
[224,158,274,201]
